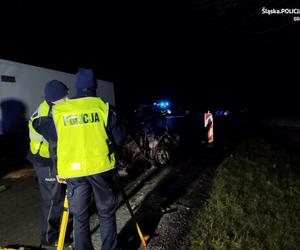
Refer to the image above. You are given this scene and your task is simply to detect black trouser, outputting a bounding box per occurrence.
[33,161,66,244]
[66,170,118,250]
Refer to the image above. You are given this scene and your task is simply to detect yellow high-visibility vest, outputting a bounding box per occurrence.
[53,97,116,178]
[28,100,50,158]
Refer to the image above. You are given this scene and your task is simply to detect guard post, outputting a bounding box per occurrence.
[204,111,214,144]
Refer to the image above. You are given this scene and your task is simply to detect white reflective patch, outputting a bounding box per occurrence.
[45,178,56,182]
[29,131,43,141]
[71,163,81,170]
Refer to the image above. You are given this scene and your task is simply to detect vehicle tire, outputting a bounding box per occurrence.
[154,147,170,167]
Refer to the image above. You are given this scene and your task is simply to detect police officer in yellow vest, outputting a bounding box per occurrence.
[53,68,124,250]
[27,80,72,248]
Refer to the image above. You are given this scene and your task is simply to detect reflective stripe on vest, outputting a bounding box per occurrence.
[53,97,116,178]
[28,100,50,158]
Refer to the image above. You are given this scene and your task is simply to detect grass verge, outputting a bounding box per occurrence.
[182,137,300,250]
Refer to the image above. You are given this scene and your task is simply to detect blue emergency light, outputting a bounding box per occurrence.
[153,100,170,109]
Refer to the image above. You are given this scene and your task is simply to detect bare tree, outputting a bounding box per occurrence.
[191,0,300,49]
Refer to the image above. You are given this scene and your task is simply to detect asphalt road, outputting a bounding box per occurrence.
[0,143,223,250]
[0,169,42,248]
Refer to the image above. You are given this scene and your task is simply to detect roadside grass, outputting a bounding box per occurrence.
[182,137,300,250]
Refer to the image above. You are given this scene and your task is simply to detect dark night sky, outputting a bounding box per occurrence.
[1,1,300,115]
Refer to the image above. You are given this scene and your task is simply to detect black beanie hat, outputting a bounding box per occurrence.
[44,80,69,103]
[74,68,97,97]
